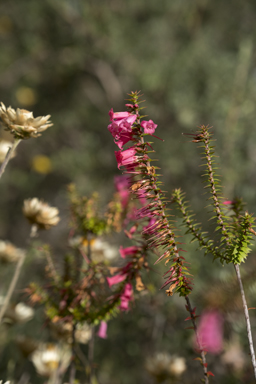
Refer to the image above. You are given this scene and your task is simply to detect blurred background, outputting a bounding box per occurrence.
[0,0,256,383]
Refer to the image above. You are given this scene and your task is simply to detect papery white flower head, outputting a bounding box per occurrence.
[145,352,186,380]
[0,140,16,163]
[0,240,25,263]
[75,322,92,344]
[4,302,34,324]
[30,343,71,377]
[23,198,60,230]
[51,321,92,344]
[221,336,246,371]
[81,238,118,262]
[0,102,53,139]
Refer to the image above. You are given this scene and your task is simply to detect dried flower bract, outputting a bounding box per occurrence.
[23,198,60,230]
[0,102,53,139]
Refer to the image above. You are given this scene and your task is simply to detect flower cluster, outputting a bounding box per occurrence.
[107,92,192,297]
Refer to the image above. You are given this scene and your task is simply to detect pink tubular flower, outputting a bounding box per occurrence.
[114,175,130,207]
[109,108,132,121]
[125,103,139,109]
[119,283,133,311]
[98,321,108,339]
[107,273,127,287]
[115,131,134,150]
[197,310,223,354]
[223,200,233,205]
[143,217,157,233]
[114,175,130,191]
[108,115,137,149]
[115,147,137,169]
[119,246,140,259]
[141,120,157,135]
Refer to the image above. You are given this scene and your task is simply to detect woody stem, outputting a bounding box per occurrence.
[185,295,209,384]
[0,138,21,180]
[234,264,256,379]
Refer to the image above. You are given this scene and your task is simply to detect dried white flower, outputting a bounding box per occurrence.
[75,322,92,344]
[51,321,92,344]
[23,198,60,230]
[4,302,34,324]
[30,343,71,377]
[0,240,25,263]
[0,102,53,139]
[0,140,15,163]
[145,352,186,380]
[221,337,246,371]
[81,238,118,262]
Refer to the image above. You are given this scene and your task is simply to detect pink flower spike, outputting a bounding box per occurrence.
[107,274,127,287]
[98,321,108,339]
[141,120,158,135]
[223,200,233,205]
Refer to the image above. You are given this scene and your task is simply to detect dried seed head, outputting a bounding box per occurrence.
[23,198,60,230]
[0,102,53,139]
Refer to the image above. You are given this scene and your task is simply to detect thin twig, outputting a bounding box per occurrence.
[88,326,95,384]
[0,251,26,323]
[234,264,256,378]
[0,139,21,180]
[0,222,38,324]
[185,296,209,384]
[69,322,77,384]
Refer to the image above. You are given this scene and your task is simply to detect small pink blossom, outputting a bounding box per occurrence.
[114,176,130,208]
[124,225,137,239]
[143,217,157,233]
[141,120,157,135]
[119,246,139,258]
[119,190,130,208]
[109,108,132,121]
[114,175,130,191]
[115,147,137,169]
[223,200,233,205]
[107,273,127,287]
[125,103,139,108]
[197,310,223,354]
[120,283,133,311]
[108,114,137,149]
[98,321,108,339]
[115,131,134,149]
